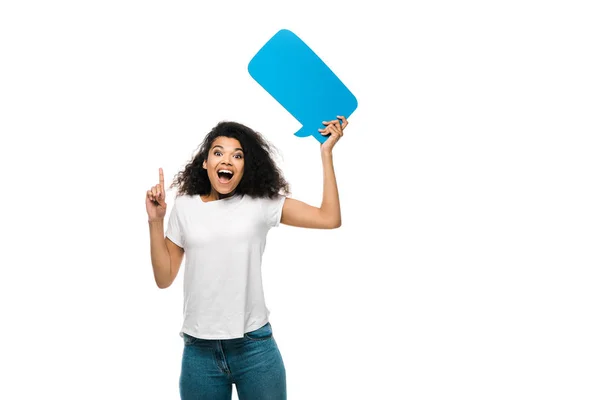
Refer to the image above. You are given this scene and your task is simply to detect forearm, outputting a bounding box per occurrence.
[148,219,171,287]
[319,151,341,227]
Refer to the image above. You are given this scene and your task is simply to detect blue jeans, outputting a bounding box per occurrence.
[179,322,286,400]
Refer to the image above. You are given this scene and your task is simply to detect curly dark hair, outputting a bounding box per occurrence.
[169,121,290,198]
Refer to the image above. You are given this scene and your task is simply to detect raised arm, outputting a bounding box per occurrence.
[146,168,184,288]
[280,116,347,229]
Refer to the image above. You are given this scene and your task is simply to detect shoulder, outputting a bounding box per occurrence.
[173,193,194,204]
[171,194,195,212]
[238,193,287,213]
[251,193,287,207]
[255,194,287,227]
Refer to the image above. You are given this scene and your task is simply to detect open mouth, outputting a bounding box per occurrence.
[217,170,234,184]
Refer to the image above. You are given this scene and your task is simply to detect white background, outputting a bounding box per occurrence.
[1,1,599,399]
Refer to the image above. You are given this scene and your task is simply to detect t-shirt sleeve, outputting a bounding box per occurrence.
[263,194,287,228]
[165,198,184,248]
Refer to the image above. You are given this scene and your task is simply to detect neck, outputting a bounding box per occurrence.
[205,188,235,202]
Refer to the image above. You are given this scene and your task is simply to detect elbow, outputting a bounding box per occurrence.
[155,277,173,289]
[327,218,342,229]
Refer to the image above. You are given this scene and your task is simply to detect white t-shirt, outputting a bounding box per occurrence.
[165,192,286,339]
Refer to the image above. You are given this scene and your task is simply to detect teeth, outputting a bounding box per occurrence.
[218,170,233,175]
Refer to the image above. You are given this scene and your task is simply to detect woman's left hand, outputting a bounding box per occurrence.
[319,115,348,155]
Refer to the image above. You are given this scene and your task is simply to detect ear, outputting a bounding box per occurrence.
[202,160,207,169]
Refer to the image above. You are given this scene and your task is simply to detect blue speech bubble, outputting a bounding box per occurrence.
[248,29,358,144]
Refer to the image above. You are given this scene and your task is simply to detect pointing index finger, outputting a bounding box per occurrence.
[159,168,164,189]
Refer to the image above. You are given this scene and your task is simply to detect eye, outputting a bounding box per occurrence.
[214,151,222,156]
[234,154,243,159]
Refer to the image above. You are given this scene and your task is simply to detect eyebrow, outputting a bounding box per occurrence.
[211,145,244,152]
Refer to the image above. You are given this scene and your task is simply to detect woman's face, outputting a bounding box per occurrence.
[203,136,245,195]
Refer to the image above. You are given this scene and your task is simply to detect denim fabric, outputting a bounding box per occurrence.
[179,322,286,400]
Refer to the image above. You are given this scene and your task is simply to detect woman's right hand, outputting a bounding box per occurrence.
[146,168,167,222]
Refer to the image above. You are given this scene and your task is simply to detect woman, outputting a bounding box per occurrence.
[146,116,348,400]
